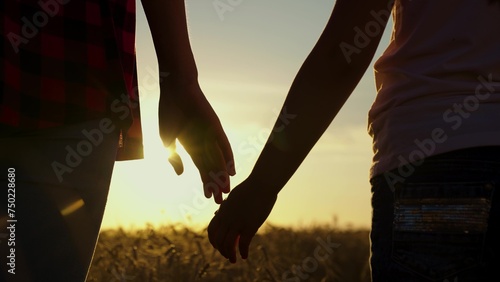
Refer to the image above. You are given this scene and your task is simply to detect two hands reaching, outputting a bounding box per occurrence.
[157,81,275,261]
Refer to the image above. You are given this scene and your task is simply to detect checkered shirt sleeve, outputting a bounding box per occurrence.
[1,0,143,160]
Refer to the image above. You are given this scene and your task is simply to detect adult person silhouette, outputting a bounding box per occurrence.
[0,0,234,281]
[208,0,500,281]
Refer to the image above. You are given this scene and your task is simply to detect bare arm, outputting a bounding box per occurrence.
[141,0,235,204]
[250,0,392,194]
[209,0,394,261]
[141,0,197,80]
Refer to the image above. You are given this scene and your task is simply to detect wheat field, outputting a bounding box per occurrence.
[86,224,371,282]
[87,225,369,282]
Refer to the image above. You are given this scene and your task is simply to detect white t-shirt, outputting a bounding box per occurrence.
[368,0,500,178]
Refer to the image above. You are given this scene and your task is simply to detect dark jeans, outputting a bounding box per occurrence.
[370,146,500,282]
[0,120,119,282]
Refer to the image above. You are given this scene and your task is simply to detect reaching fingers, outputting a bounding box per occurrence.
[224,231,240,263]
[204,179,222,204]
[207,214,219,249]
[190,153,211,196]
[191,150,227,204]
[167,143,184,175]
[208,215,253,262]
[211,220,239,263]
[192,142,230,204]
[204,140,231,195]
[238,232,253,260]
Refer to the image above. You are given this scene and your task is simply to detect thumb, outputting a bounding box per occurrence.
[159,116,184,176]
[167,141,184,175]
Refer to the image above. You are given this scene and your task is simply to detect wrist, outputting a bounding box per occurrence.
[247,172,282,198]
[157,52,198,78]
[159,71,200,93]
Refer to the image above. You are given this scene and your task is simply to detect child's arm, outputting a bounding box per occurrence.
[141,0,235,204]
[208,0,394,262]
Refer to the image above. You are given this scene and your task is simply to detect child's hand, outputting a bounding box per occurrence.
[208,177,277,262]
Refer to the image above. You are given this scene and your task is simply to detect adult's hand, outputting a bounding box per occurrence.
[158,81,235,204]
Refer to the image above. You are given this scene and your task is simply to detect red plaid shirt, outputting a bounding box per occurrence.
[1,0,143,160]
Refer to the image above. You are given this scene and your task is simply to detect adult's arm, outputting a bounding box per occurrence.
[141,0,235,204]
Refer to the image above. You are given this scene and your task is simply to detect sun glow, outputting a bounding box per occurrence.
[101,136,223,231]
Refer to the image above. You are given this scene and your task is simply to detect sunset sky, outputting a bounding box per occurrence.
[101,0,394,231]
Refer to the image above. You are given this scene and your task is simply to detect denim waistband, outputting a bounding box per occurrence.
[371,146,500,189]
